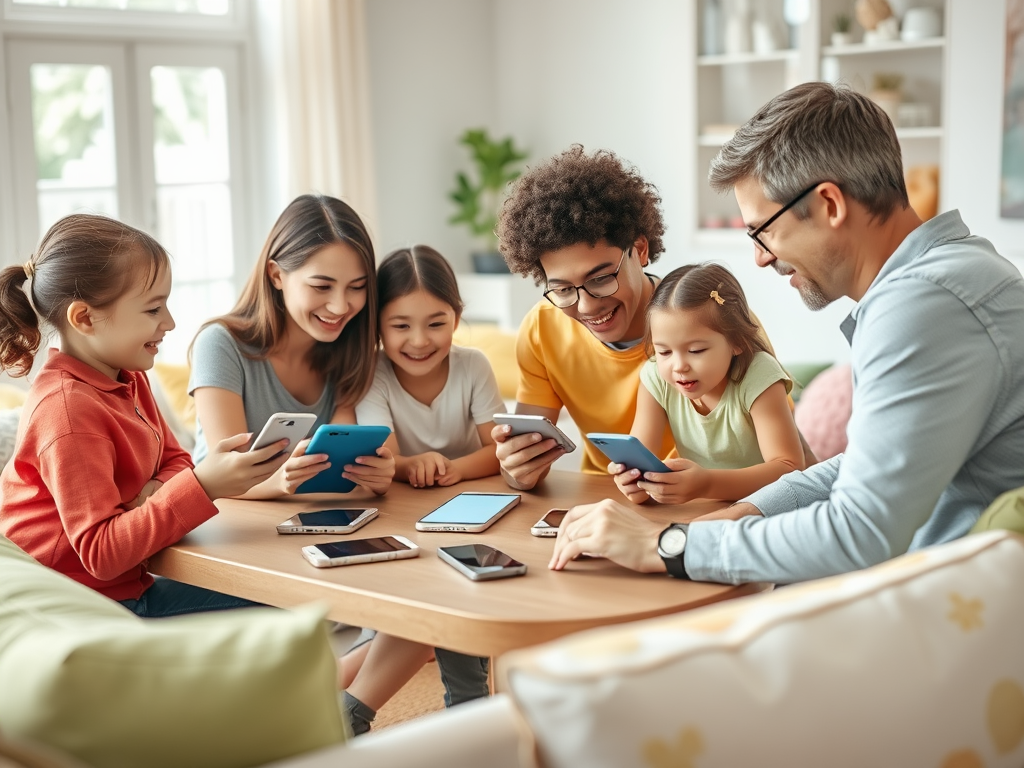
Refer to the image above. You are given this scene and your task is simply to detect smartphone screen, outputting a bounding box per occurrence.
[419,494,517,525]
[296,509,369,527]
[441,544,522,572]
[540,509,567,529]
[314,537,409,559]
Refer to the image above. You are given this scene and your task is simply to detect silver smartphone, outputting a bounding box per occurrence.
[437,544,527,581]
[530,508,568,538]
[276,508,378,535]
[493,413,576,453]
[301,535,419,568]
[246,412,317,459]
[415,492,521,533]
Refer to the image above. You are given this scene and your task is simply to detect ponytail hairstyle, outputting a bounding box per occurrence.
[644,263,769,381]
[195,194,378,408]
[0,214,169,377]
[377,245,464,318]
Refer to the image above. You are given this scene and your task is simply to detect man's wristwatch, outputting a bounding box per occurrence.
[658,523,690,579]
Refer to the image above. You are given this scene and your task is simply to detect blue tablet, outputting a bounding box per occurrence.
[296,424,392,494]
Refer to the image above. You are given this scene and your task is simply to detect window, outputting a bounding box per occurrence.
[2,1,251,362]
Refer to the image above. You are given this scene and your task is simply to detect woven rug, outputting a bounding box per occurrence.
[373,660,446,730]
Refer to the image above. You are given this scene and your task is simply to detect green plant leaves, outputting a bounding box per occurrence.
[449,128,528,243]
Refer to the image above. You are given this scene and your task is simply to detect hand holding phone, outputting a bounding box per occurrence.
[493,413,576,453]
[277,508,378,534]
[301,536,419,567]
[586,433,671,474]
[246,413,317,460]
[437,544,527,581]
[296,425,392,494]
[530,508,568,537]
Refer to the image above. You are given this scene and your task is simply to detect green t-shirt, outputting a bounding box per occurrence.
[639,351,791,470]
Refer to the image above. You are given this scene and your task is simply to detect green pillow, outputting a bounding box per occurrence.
[971,487,1024,536]
[0,536,346,768]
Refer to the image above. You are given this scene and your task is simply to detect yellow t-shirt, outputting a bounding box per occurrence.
[516,300,677,474]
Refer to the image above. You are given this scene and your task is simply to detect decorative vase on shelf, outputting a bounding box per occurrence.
[831,32,853,45]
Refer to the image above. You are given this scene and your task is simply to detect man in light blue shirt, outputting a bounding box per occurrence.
[551,81,1024,584]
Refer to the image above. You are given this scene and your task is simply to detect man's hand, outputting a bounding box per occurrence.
[550,499,667,574]
[492,424,563,491]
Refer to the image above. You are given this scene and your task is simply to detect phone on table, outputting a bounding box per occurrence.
[437,544,527,581]
[246,412,317,460]
[415,492,521,533]
[530,508,568,537]
[586,433,671,474]
[276,508,378,535]
[300,535,419,568]
[493,413,576,453]
[296,424,392,494]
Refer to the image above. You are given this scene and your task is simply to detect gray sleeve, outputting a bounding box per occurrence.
[684,279,1001,584]
[466,348,507,423]
[742,456,843,516]
[188,324,245,397]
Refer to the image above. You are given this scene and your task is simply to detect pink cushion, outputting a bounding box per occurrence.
[794,364,852,461]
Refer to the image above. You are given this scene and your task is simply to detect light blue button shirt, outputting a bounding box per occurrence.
[685,210,1024,584]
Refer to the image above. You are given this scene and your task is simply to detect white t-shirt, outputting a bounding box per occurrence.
[354,346,506,459]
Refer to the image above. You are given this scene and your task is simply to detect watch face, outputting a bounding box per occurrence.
[660,526,687,557]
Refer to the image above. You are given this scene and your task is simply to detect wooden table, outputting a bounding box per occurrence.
[149,471,768,657]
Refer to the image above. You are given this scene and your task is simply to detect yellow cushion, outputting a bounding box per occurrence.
[0,382,28,410]
[453,322,518,401]
[152,361,195,429]
[972,487,1024,537]
[499,531,1024,767]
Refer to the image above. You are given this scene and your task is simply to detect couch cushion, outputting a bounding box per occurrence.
[972,486,1024,536]
[499,531,1024,768]
[0,536,346,768]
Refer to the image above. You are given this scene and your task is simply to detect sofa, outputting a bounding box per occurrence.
[3,522,1022,768]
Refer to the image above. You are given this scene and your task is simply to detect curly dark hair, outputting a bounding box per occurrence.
[496,145,666,284]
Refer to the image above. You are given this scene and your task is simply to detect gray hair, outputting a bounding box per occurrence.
[708,82,909,221]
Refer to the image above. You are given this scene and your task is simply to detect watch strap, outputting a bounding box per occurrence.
[659,523,691,580]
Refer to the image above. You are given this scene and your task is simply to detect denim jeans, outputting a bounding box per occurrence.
[434,648,489,706]
[118,576,261,618]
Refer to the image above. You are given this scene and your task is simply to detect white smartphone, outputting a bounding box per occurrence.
[246,412,317,458]
[530,508,568,538]
[493,413,576,453]
[301,535,419,568]
[437,544,527,581]
[415,492,521,533]
[276,508,378,535]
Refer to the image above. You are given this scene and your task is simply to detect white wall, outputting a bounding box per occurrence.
[365,0,496,272]
[366,0,1014,366]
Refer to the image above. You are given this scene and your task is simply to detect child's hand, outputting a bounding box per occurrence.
[609,462,651,505]
[193,433,290,500]
[405,451,454,488]
[125,478,164,510]
[636,458,708,505]
[435,463,464,487]
[274,438,331,495]
[344,446,395,496]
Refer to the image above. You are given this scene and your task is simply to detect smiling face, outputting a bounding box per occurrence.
[734,177,849,311]
[649,308,739,408]
[74,262,175,379]
[539,239,652,343]
[268,242,368,347]
[379,289,458,384]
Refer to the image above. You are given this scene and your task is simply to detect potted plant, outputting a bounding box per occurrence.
[448,128,528,273]
[869,72,904,126]
[831,13,853,46]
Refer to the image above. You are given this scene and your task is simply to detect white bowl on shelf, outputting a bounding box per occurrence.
[900,7,942,41]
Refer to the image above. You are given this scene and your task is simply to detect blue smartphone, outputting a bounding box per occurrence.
[296,424,392,494]
[586,433,671,474]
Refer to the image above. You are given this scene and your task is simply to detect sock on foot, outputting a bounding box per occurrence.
[342,691,377,736]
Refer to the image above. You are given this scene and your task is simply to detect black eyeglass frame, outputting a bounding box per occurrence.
[542,247,631,309]
[746,182,825,256]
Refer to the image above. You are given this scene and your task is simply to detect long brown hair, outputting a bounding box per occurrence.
[194,194,378,408]
[0,214,169,377]
[377,245,464,316]
[644,263,769,381]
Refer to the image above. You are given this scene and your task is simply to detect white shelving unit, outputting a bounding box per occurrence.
[693,0,948,242]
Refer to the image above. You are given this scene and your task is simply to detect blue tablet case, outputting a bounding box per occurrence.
[296,424,392,494]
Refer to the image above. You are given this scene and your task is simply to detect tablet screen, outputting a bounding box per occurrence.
[419,494,517,524]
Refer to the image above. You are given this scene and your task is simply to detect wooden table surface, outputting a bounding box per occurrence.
[149,471,768,657]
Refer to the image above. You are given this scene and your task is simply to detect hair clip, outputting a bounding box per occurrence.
[710,290,725,305]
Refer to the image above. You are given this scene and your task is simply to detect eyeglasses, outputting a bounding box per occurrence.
[543,248,630,309]
[746,182,824,256]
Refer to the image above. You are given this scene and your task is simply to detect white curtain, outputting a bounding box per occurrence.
[255,0,378,234]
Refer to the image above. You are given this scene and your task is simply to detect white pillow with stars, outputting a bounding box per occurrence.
[499,530,1024,768]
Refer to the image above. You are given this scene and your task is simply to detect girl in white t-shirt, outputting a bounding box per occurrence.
[356,245,505,487]
[613,263,805,505]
